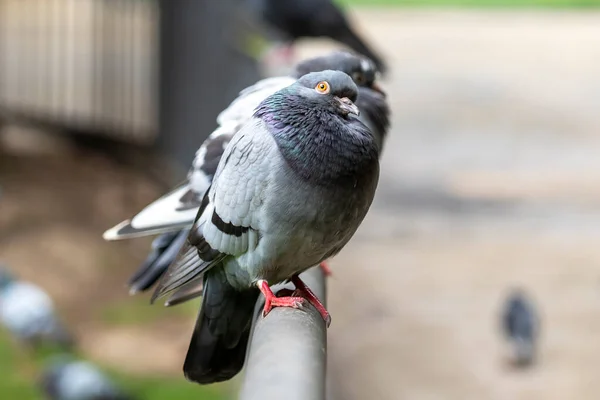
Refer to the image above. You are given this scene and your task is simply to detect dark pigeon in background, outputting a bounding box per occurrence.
[246,0,386,74]
[40,356,133,400]
[0,266,73,350]
[150,70,379,384]
[502,288,539,367]
[104,51,389,303]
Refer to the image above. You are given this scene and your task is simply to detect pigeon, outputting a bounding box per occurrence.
[501,288,539,367]
[246,0,386,74]
[104,52,385,240]
[40,356,133,400]
[0,266,73,349]
[105,51,389,300]
[150,70,379,384]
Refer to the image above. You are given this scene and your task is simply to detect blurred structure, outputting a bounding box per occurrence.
[0,0,158,143]
[0,0,261,172]
[158,0,262,167]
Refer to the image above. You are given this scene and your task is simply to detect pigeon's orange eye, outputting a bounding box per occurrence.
[315,81,330,94]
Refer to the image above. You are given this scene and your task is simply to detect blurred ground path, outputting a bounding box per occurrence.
[295,9,600,400]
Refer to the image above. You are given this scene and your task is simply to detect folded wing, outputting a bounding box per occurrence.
[151,120,276,301]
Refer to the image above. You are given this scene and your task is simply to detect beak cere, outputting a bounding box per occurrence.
[336,97,359,117]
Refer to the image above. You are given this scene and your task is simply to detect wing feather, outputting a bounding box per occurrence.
[152,119,276,300]
[216,76,295,127]
[103,78,293,241]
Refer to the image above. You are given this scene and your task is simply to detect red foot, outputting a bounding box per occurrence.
[291,275,331,327]
[319,261,333,277]
[258,277,332,327]
[259,280,306,318]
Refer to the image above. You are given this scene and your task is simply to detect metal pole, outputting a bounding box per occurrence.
[157,0,260,171]
[240,267,327,400]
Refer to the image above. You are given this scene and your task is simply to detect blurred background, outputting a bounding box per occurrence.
[2,0,600,399]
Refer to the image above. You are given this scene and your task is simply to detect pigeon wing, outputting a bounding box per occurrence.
[103,78,294,241]
[151,119,277,301]
[216,76,295,127]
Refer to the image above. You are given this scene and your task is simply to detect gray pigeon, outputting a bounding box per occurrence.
[40,356,132,400]
[151,70,379,384]
[0,266,73,349]
[103,52,385,242]
[502,288,539,367]
[104,51,389,300]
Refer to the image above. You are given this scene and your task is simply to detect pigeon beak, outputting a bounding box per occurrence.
[336,97,359,116]
[370,82,386,97]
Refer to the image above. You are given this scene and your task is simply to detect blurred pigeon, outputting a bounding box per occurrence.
[0,266,73,349]
[502,288,539,367]
[106,51,389,300]
[149,70,379,384]
[246,0,386,74]
[40,356,132,400]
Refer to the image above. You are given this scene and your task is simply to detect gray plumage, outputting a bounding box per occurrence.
[502,288,539,367]
[0,266,73,349]
[40,357,132,400]
[153,70,379,384]
[104,51,389,301]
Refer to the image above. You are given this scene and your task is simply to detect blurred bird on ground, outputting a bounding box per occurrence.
[40,355,133,400]
[501,287,540,367]
[0,265,74,351]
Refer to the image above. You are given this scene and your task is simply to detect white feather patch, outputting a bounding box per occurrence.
[130,185,197,229]
[217,76,296,126]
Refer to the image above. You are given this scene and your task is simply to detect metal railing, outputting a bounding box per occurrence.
[241,267,328,400]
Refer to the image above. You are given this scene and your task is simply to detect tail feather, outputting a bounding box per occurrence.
[165,279,204,307]
[128,230,188,294]
[102,219,191,241]
[102,185,197,241]
[183,269,259,384]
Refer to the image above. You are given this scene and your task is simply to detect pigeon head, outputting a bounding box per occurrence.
[256,70,378,185]
[294,51,385,96]
[291,70,360,118]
